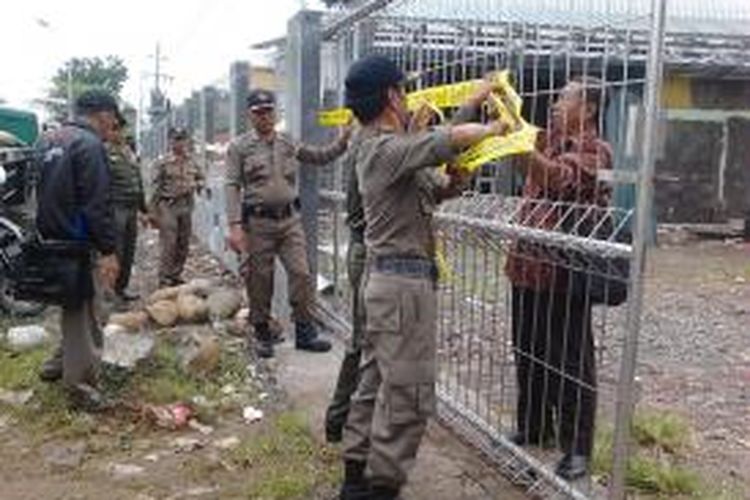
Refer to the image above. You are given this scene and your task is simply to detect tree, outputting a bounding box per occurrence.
[47,56,129,120]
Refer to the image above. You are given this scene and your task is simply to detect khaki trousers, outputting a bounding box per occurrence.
[244,213,314,326]
[342,271,437,489]
[157,198,192,285]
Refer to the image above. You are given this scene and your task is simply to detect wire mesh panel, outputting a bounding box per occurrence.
[316,1,673,497]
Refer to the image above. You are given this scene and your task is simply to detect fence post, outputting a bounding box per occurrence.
[230,61,250,139]
[609,0,668,498]
[286,9,324,277]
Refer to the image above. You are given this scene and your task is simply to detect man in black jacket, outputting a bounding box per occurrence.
[36,90,120,411]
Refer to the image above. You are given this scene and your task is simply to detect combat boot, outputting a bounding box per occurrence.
[338,460,369,500]
[38,349,63,382]
[295,321,331,353]
[369,485,401,500]
[253,322,274,359]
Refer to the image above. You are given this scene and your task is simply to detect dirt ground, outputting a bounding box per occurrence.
[0,229,526,500]
[629,239,750,496]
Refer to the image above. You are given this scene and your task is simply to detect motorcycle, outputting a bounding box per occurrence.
[0,144,46,317]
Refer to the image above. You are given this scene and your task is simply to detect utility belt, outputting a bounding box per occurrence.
[242,199,300,222]
[372,255,438,282]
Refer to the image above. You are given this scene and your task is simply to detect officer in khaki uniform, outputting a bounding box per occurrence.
[150,128,204,287]
[108,117,147,302]
[225,89,351,358]
[338,56,506,500]
[324,98,481,443]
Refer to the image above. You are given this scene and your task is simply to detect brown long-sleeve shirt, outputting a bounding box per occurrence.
[225,129,348,224]
[505,127,613,292]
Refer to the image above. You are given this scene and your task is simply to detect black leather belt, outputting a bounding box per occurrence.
[373,255,438,281]
[243,199,300,221]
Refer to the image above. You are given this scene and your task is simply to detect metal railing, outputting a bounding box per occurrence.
[313,0,670,497]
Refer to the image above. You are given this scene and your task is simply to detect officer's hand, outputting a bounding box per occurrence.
[138,212,150,228]
[228,224,248,254]
[98,254,120,290]
[338,124,354,143]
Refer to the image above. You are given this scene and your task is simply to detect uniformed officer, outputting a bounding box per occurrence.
[225,89,350,358]
[324,90,489,443]
[150,128,204,287]
[108,117,147,303]
[338,56,507,499]
[36,89,120,411]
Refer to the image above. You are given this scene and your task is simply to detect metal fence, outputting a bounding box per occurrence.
[314,0,668,497]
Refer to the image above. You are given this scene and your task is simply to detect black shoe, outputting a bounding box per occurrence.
[295,321,331,353]
[116,289,140,301]
[507,431,556,449]
[339,460,369,500]
[370,484,401,500]
[66,383,110,413]
[38,357,63,383]
[253,323,275,359]
[555,453,589,481]
[326,419,344,444]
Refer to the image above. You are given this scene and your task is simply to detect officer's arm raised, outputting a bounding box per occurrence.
[294,127,350,165]
[386,121,505,179]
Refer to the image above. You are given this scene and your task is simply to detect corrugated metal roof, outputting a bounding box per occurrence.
[377,0,750,35]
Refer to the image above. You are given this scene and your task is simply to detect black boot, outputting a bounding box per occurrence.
[555,453,589,481]
[253,323,274,359]
[370,484,401,500]
[66,383,111,413]
[38,350,63,383]
[339,460,369,500]
[295,321,331,353]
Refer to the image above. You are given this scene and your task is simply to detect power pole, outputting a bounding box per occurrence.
[147,42,171,123]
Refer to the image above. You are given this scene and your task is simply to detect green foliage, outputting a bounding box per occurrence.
[592,409,703,497]
[230,412,341,499]
[47,56,129,120]
[627,455,701,496]
[632,410,692,454]
[0,345,96,440]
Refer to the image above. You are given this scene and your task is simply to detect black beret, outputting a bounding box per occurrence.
[169,127,189,140]
[75,89,123,122]
[345,55,405,107]
[246,89,276,110]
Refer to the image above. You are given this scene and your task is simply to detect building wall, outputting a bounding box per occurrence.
[655,74,750,223]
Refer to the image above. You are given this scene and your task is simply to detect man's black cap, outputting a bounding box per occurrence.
[246,89,276,110]
[75,89,123,122]
[345,55,405,107]
[169,127,189,141]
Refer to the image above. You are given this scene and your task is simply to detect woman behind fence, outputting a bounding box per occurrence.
[505,77,613,480]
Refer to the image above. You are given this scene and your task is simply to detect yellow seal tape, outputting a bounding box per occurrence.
[318,71,538,170]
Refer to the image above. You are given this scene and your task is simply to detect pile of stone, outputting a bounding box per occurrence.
[108,279,243,331]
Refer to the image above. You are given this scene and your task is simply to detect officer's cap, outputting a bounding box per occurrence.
[169,127,189,141]
[344,55,405,107]
[75,89,124,123]
[246,89,276,111]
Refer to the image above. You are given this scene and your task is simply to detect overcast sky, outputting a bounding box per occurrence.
[0,0,325,113]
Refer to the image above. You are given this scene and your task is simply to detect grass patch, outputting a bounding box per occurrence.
[0,345,97,440]
[0,335,250,441]
[632,410,692,453]
[0,346,49,390]
[229,412,340,499]
[592,409,703,497]
[124,337,250,409]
